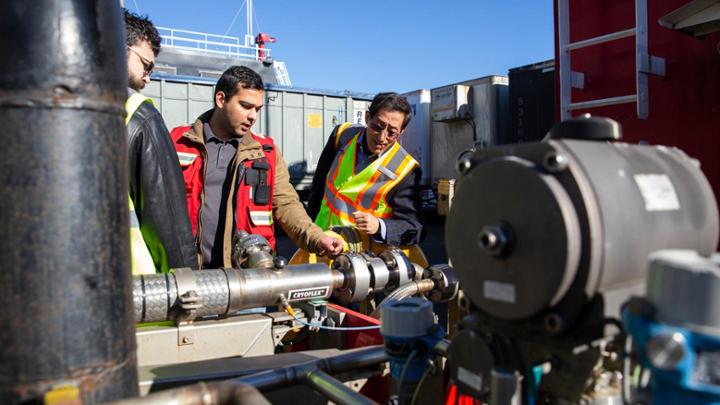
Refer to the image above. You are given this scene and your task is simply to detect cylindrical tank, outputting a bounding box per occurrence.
[0,1,137,402]
[446,117,719,322]
[134,265,343,323]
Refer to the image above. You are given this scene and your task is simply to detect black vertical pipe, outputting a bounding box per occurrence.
[0,1,137,403]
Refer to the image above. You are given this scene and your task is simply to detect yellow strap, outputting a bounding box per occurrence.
[129,197,156,275]
[125,92,155,125]
[334,122,354,148]
[43,384,80,405]
[126,92,160,275]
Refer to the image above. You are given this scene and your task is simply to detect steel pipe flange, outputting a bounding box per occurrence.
[332,253,372,304]
[364,254,390,292]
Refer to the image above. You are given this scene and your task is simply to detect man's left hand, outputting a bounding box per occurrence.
[315,236,344,257]
[352,211,380,235]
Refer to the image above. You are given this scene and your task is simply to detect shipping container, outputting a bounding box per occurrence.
[506,60,556,144]
[400,89,431,187]
[144,74,373,195]
[554,0,720,212]
[430,76,509,183]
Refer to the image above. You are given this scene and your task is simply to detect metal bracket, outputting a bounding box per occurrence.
[177,322,195,346]
[298,300,329,331]
[638,54,666,76]
[571,71,585,90]
[171,267,201,323]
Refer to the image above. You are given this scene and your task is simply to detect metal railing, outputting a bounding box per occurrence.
[157,27,272,61]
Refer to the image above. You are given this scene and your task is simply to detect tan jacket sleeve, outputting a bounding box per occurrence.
[272,149,326,253]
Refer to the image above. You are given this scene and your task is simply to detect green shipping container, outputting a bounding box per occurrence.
[144,74,373,196]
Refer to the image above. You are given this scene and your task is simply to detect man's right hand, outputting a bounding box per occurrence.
[315,236,343,257]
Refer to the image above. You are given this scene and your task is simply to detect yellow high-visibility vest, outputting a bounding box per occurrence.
[126,92,163,275]
[315,123,418,230]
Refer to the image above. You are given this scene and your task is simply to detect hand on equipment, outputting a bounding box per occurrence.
[315,236,344,257]
[352,211,380,235]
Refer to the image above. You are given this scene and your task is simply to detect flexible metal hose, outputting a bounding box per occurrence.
[370,279,436,319]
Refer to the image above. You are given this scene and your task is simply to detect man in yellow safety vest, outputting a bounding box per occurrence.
[124,9,197,274]
[308,93,424,247]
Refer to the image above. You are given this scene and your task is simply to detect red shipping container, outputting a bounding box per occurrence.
[554,0,720,213]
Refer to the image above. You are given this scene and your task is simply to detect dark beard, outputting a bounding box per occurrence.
[128,75,145,91]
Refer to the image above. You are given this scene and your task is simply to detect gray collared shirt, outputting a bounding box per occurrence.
[200,123,239,267]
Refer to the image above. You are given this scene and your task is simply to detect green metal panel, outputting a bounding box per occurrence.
[304,94,324,174]
[161,81,188,100]
[189,83,213,101]
[143,81,161,97]
[189,100,213,124]
[147,77,372,195]
[161,99,189,131]
[282,98,304,178]
[323,97,346,144]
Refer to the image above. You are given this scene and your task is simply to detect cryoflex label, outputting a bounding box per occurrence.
[287,286,330,301]
[483,280,516,303]
[634,174,680,211]
[457,367,483,391]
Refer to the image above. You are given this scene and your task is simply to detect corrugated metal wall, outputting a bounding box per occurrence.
[144,76,372,192]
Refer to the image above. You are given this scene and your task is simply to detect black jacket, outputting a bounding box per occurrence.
[307,125,424,246]
[127,99,198,269]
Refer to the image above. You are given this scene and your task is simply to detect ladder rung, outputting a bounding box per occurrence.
[568,94,637,110]
[565,28,636,51]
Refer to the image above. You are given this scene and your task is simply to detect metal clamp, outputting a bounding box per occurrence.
[170,268,201,324]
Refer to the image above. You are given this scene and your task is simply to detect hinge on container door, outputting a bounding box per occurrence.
[571,71,585,90]
[638,53,666,76]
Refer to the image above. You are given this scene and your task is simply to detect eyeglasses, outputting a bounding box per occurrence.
[127,46,154,76]
[368,119,401,141]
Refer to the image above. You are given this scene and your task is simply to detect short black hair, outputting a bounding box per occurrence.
[368,92,412,129]
[215,66,264,99]
[123,9,161,56]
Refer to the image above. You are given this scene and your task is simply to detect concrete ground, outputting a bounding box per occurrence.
[274,211,449,265]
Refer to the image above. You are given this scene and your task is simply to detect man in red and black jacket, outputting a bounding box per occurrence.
[170,66,342,269]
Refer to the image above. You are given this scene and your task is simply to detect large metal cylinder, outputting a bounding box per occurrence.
[0,1,137,402]
[134,265,344,323]
[446,118,719,322]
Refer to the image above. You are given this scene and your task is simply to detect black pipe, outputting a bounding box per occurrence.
[109,346,387,405]
[0,1,137,403]
[235,345,387,391]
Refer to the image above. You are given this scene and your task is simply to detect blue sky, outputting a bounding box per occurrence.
[129,0,555,94]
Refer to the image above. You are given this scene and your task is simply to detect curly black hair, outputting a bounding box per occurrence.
[123,9,161,56]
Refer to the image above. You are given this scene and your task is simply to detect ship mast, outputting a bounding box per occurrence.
[245,0,254,47]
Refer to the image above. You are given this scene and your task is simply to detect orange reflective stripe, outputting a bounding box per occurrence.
[355,145,399,206]
[325,178,392,219]
[334,122,353,148]
[370,154,417,211]
[357,144,408,210]
[329,133,359,185]
[326,200,354,223]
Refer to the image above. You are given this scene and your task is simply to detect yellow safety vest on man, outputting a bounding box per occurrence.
[315,123,419,231]
[125,92,168,275]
